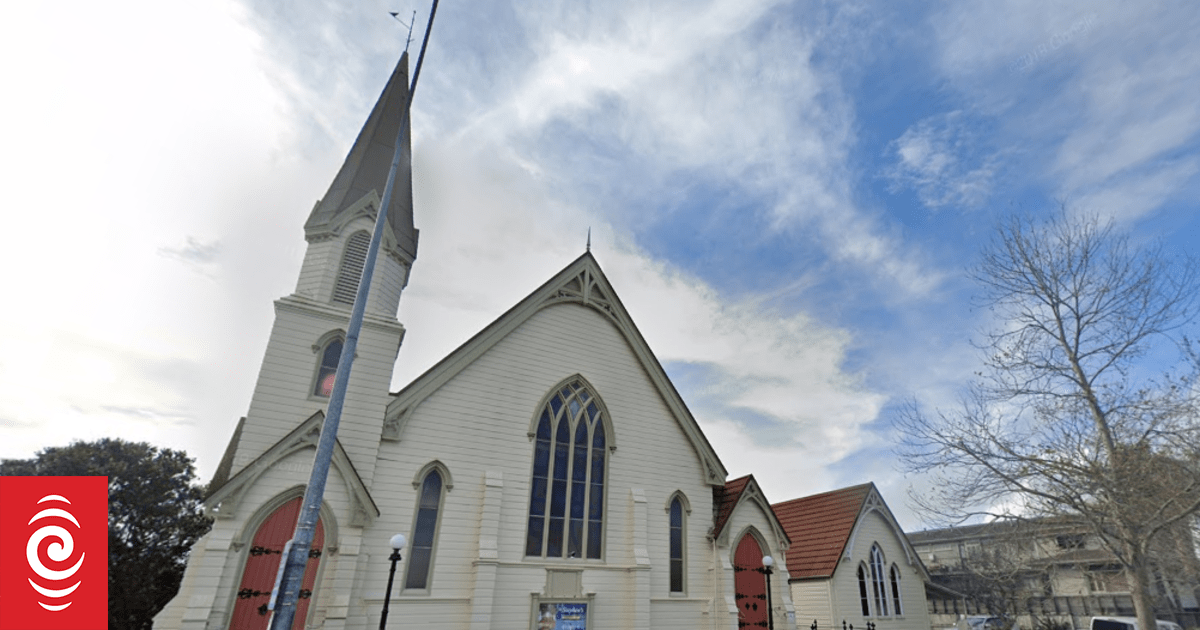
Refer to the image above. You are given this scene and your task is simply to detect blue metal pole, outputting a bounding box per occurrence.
[268,3,439,628]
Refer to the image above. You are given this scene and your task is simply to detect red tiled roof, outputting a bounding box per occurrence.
[712,475,753,537]
[772,483,874,580]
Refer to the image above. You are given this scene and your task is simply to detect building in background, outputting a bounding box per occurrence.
[907,520,1200,630]
[773,483,933,630]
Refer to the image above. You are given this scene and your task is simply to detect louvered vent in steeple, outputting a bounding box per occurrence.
[333,231,371,305]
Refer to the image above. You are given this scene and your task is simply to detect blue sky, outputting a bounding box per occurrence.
[1,0,1197,530]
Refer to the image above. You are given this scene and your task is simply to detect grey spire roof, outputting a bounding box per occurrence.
[305,52,418,261]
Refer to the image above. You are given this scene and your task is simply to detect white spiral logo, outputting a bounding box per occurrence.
[26,494,85,612]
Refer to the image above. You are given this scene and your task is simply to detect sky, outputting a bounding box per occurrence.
[1,0,1198,532]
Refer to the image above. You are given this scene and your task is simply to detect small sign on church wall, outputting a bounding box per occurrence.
[535,602,588,630]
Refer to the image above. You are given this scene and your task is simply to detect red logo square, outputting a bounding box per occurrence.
[0,476,108,630]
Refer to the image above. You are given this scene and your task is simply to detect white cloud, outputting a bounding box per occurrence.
[390,118,887,506]
[0,0,295,469]
[887,111,997,211]
[928,0,1200,222]
[1069,159,1200,224]
[386,0,942,300]
[604,246,885,448]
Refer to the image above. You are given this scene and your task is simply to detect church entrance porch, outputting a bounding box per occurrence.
[230,497,325,629]
[734,532,770,629]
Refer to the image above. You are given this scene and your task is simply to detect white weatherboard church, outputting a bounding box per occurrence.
[156,54,926,630]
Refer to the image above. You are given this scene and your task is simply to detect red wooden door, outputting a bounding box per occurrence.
[734,533,768,629]
[230,497,325,629]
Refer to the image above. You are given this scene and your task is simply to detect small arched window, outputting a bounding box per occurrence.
[525,378,608,559]
[332,230,371,305]
[870,544,889,616]
[313,337,343,397]
[669,495,686,593]
[857,564,871,616]
[890,563,903,615]
[404,467,445,591]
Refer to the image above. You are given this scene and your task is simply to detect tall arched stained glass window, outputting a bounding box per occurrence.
[858,564,871,616]
[526,410,551,556]
[669,496,685,593]
[890,563,903,615]
[870,544,889,616]
[587,419,604,559]
[525,378,608,559]
[404,467,444,591]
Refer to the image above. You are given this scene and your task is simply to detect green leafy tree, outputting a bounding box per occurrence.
[1,438,213,630]
[899,212,1200,630]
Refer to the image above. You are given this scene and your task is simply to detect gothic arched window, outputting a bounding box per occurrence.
[525,378,608,559]
[857,564,871,616]
[312,336,343,397]
[332,230,371,305]
[890,563,903,615]
[404,466,446,591]
[870,544,889,616]
[668,494,686,593]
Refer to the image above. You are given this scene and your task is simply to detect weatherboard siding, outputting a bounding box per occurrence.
[227,213,408,485]
[792,579,835,630]
[234,296,401,485]
[825,510,930,630]
[715,490,794,628]
[162,266,759,629]
[156,446,361,630]
[295,236,336,301]
[360,302,722,628]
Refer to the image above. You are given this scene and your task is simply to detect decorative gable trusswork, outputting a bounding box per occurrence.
[773,482,929,582]
[710,474,791,548]
[541,266,618,322]
[206,411,380,528]
[844,489,922,569]
[713,476,753,539]
[307,193,415,270]
[382,252,728,486]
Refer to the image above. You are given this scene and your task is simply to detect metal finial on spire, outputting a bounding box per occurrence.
[587,227,591,252]
[391,10,417,52]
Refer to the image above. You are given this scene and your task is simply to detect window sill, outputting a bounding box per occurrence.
[520,557,607,565]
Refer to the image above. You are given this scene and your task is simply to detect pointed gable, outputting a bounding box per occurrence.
[305,53,417,262]
[772,483,873,579]
[207,416,245,497]
[713,475,753,537]
[384,251,728,485]
[206,411,380,527]
[711,474,791,549]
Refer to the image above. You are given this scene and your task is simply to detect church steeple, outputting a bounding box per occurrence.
[227,54,421,486]
[304,52,418,263]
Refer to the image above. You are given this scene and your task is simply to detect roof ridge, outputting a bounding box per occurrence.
[771,481,873,508]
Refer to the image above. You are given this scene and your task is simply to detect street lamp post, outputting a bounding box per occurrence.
[379,534,406,630]
[762,555,775,630]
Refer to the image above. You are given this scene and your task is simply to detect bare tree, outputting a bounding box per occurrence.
[951,544,1028,619]
[899,212,1200,630]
